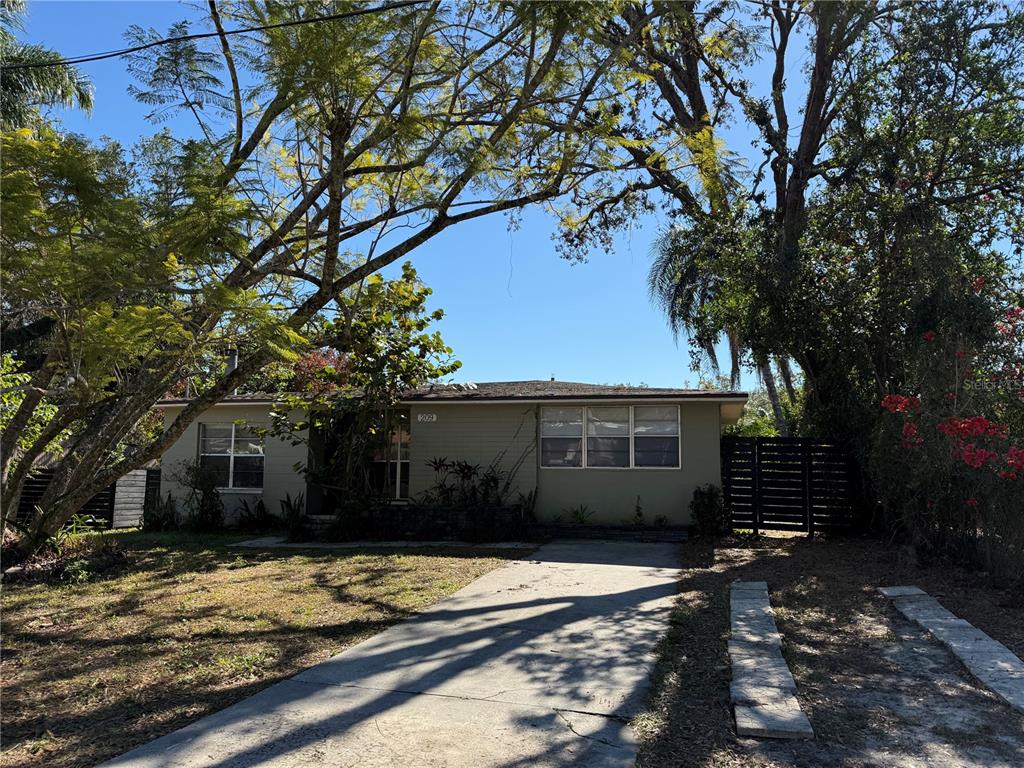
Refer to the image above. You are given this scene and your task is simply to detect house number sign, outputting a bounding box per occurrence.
[417,413,438,423]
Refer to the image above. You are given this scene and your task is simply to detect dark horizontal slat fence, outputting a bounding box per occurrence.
[721,436,860,533]
[16,469,116,527]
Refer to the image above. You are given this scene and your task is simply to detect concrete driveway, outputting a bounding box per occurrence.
[102,540,681,768]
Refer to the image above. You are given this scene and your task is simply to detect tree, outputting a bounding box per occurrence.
[1,0,634,549]
[0,0,92,129]
[556,1,1022,441]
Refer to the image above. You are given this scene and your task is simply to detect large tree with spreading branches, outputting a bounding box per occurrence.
[1,0,642,548]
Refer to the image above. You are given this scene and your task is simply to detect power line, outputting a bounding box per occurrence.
[0,0,429,71]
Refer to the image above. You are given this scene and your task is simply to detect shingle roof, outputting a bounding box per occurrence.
[159,380,746,406]
[400,380,746,402]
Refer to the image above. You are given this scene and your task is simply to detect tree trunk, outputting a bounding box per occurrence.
[758,357,789,436]
[775,355,798,403]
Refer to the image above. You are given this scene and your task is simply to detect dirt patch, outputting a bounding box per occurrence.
[635,534,1024,767]
[0,531,521,768]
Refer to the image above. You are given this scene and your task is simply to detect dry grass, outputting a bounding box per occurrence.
[1,531,521,768]
[635,534,1024,768]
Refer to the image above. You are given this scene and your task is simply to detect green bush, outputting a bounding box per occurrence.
[142,493,179,532]
[280,493,306,542]
[237,498,280,532]
[689,484,729,537]
[177,463,224,532]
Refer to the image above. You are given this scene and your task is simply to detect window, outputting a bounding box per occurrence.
[540,407,583,467]
[633,405,680,467]
[199,423,265,489]
[586,406,630,467]
[540,405,680,469]
[371,409,410,499]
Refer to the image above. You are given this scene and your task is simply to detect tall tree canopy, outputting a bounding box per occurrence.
[1,0,635,547]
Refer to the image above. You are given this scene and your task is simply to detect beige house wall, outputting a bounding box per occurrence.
[159,404,308,523]
[406,400,723,526]
[535,401,721,526]
[407,403,538,501]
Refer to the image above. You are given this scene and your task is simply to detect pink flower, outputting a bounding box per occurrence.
[922,330,937,343]
[965,496,979,508]
[972,276,986,293]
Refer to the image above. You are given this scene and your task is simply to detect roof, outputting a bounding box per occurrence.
[158,380,747,407]
[400,380,746,403]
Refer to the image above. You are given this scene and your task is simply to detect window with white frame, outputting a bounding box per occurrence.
[586,406,630,467]
[633,405,680,467]
[540,407,583,467]
[540,405,680,468]
[199,423,265,489]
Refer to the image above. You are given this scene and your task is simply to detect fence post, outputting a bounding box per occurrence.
[752,438,760,536]
[803,440,814,537]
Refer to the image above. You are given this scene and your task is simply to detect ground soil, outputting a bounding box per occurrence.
[634,533,1024,768]
[0,531,519,768]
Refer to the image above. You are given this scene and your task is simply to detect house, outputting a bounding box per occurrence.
[157,380,747,527]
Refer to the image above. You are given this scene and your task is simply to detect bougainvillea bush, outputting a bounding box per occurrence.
[871,283,1024,583]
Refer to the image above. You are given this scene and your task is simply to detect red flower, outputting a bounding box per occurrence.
[965,496,979,508]
[1007,446,1024,472]
[922,330,937,342]
[955,350,966,361]
[960,442,998,469]
[900,422,923,448]
[971,276,986,293]
[882,395,920,413]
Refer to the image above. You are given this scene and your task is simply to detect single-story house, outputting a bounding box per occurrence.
[157,380,747,527]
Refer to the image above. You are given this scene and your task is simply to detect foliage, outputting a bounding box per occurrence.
[236,498,280,532]
[142,493,179,532]
[279,493,306,542]
[418,456,528,510]
[2,0,627,551]
[565,505,596,525]
[266,263,460,500]
[689,484,729,537]
[869,291,1024,582]
[175,462,225,533]
[0,0,92,130]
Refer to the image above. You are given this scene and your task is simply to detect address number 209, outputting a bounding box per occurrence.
[417,413,438,423]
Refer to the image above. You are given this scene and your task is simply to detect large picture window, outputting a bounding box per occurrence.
[199,423,265,489]
[540,405,680,469]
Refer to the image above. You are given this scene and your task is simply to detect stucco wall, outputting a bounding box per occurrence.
[408,403,538,502]
[535,401,721,526]
[406,400,723,526]
[159,404,309,523]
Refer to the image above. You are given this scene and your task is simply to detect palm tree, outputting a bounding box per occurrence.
[649,222,791,434]
[1,0,92,130]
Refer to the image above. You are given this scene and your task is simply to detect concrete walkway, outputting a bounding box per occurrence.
[880,585,1024,714]
[101,541,680,768]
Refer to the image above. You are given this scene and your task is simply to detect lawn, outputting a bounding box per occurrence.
[635,534,1024,768]
[0,531,522,768]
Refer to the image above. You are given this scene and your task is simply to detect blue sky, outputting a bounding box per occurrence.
[24,0,758,388]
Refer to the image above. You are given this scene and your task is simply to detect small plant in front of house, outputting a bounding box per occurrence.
[567,504,595,525]
[142,493,179,532]
[631,496,645,527]
[689,483,730,537]
[237,498,280,532]
[177,462,225,532]
[280,493,306,542]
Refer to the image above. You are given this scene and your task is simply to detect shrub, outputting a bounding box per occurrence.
[237,498,280,532]
[280,493,306,542]
[689,484,729,537]
[174,462,225,532]
[142,493,179,532]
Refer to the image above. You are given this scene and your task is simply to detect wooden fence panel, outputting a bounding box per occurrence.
[721,436,860,532]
